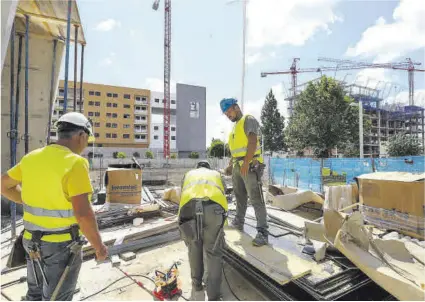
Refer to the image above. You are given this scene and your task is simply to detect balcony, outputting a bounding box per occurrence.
[134,118,148,125]
[134,127,148,133]
[135,98,148,105]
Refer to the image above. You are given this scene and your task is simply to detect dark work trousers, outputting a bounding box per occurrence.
[178,201,225,301]
[23,238,82,301]
[232,162,268,234]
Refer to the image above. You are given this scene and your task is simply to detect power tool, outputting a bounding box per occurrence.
[152,263,182,300]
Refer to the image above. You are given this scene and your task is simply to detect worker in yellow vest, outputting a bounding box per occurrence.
[179,160,227,301]
[220,98,269,246]
[1,112,108,300]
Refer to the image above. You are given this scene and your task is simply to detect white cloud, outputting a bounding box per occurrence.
[246,53,263,65]
[143,78,177,93]
[100,52,116,66]
[383,89,425,107]
[247,0,342,48]
[345,0,425,62]
[129,29,137,37]
[94,19,121,31]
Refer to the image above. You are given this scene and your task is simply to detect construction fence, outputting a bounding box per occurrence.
[268,156,424,193]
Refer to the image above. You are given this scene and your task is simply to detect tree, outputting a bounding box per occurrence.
[145,150,154,159]
[189,152,199,159]
[261,89,286,152]
[207,138,230,158]
[170,153,177,159]
[387,134,422,156]
[285,76,368,158]
[117,152,126,159]
[133,152,141,158]
[112,152,118,159]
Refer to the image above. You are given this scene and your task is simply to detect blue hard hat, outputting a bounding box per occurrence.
[220,98,237,113]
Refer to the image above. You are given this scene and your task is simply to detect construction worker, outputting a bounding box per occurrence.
[178,160,227,301]
[0,112,108,301]
[220,98,269,246]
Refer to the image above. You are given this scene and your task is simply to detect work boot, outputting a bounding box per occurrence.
[192,280,204,291]
[252,232,268,246]
[230,218,244,231]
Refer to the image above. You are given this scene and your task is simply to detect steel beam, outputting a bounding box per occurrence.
[24,15,30,154]
[73,25,78,111]
[9,23,16,238]
[63,0,72,112]
[79,44,85,113]
[46,39,58,145]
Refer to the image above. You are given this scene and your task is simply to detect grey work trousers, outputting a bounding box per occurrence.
[23,238,82,301]
[232,163,268,234]
[178,202,225,301]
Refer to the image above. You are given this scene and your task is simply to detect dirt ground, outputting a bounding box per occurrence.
[1,239,267,301]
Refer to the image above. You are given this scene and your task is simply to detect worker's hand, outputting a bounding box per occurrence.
[95,243,108,262]
[240,161,249,177]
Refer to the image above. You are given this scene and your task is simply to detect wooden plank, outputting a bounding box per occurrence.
[267,208,310,230]
[224,229,311,285]
[143,187,156,203]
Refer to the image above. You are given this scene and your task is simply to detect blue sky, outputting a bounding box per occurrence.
[61,0,425,146]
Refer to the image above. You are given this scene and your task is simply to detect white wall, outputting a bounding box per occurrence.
[150,91,177,110]
[150,121,177,150]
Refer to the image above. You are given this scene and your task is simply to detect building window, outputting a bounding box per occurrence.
[155,98,160,103]
[142,116,146,120]
[141,125,147,130]
[190,101,200,119]
[88,112,93,117]
[112,113,118,118]
[124,124,130,128]
[135,135,140,139]
[171,100,176,104]
[59,111,64,115]
[95,133,100,138]
[95,101,100,106]
[106,133,111,138]
[171,136,176,140]
[123,114,130,119]
[113,103,118,108]
[95,122,100,127]
[124,94,131,99]
[106,113,112,117]
[107,103,112,107]
[106,123,111,128]
[59,89,64,96]
[50,131,56,137]
[142,97,147,101]
[141,135,146,139]
[112,133,117,138]
[113,93,118,98]
[154,135,159,140]
[95,112,100,117]
[171,127,176,131]
[107,93,112,97]
[89,91,94,96]
[88,101,94,106]
[154,126,159,131]
[141,106,146,111]
[124,104,131,109]
[95,91,101,96]
[112,123,118,128]
[123,134,130,139]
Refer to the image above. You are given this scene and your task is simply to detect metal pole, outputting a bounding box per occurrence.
[15,34,23,144]
[359,98,364,158]
[63,0,72,112]
[73,25,78,112]
[9,22,16,238]
[240,0,246,111]
[24,15,30,154]
[79,44,85,113]
[46,39,57,145]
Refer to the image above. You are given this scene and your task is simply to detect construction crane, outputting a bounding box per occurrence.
[152,0,171,158]
[318,57,425,106]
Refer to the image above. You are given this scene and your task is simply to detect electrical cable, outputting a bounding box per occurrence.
[222,265,241,301]
[80,274,155,301]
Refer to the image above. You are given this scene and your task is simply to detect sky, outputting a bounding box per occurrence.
[61,0,425,147]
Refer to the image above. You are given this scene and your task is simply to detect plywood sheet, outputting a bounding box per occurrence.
[267,208,310,230]
[224,229,311,285]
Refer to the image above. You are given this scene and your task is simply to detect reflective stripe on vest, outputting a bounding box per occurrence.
[23,220,72,232]
[24,204,74,218]
[179,168,228,214]
[228,114,263,163]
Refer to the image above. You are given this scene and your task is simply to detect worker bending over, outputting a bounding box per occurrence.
[178,160,228,301]
[1,112,108,301]
[221,98,269,246]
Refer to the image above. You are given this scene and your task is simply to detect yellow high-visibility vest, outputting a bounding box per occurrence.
[228,114,263,164]
[179,168,228,214]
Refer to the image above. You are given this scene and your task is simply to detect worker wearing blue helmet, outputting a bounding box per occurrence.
[220,98,268,246]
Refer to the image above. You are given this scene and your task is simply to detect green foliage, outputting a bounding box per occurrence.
[189,152,199,159]
[207,138,230,158]
[170,153,177,159]
[117,152,126,159]
[112,152,118,159]
[261,89,286,152]
[387,134,422,156]
[145,150,154,159]
[285,76,369,158]
[133,152,141,158]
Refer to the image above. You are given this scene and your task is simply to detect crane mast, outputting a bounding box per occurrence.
[163,0,171,158]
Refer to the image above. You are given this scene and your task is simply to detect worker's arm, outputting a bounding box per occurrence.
[240,133,257,176]
[0,174,23,204]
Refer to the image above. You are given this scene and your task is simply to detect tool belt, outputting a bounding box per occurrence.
[26,224,81,246]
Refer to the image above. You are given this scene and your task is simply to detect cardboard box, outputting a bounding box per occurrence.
[105,163,142,204]
[356,172,425,239]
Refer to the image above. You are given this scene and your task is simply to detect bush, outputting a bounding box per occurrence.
[112,152,118,159]
[387,134,422,156]
[133,152,141,158]
[170,153,177,159]
[189,152,199,159]
[117,152,126,159]
[145,150,154,159]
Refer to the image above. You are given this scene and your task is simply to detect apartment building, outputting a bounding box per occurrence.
[50,81,151,148]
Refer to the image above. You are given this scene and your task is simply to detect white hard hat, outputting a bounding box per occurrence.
[55,112,95,142]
